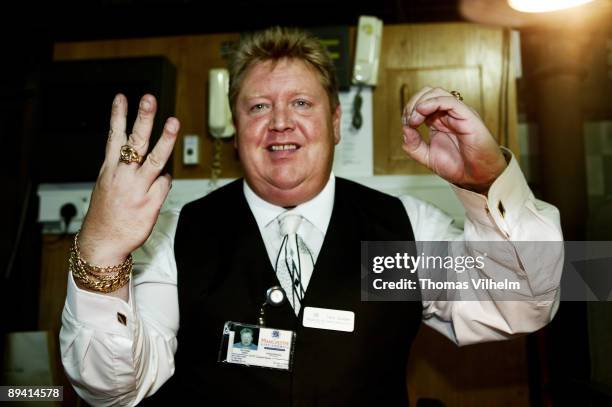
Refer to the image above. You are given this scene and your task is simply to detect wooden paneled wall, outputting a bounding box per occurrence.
[45,23,528,407]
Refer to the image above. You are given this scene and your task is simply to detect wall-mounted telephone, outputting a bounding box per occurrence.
[208,68,234,186]
[352,16,383,87]
[208,68,235,138]
[351,16,383,130]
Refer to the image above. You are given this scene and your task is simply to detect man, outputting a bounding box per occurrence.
[234,328,258,350]
[60,27,562,406]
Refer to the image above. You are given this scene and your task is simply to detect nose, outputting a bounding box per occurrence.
[269,106,295,132]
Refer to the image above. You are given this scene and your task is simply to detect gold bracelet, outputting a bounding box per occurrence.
[70,256,132,292]
[70,246,133,281]
[69,232,133,293]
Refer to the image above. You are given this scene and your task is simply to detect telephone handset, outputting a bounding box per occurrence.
[352,16,383,87]
[208,68,235,187]
[351,16,382,130]
[208,68,235,139]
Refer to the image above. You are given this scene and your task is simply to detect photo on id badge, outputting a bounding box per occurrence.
[233,326,260,351]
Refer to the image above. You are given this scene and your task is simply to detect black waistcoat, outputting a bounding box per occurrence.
[147,178,421,406]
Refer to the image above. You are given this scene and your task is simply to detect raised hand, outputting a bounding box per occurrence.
[78,94,179,267]
[401,86,507,193]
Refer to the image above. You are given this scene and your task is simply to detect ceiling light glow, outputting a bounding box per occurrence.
[508,0,595,13]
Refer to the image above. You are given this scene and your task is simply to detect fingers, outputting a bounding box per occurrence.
[405,87,474,131]
[402,86,432,126]
[401,126,430,167]
[148,173,173,210]
[128,94,158,156]
[139,117,180,186]
[400,86,468,168]
[410,96,472,128]
[104,94,128,167]
[400,87,447,167]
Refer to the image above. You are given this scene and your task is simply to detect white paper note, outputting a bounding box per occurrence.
[333,86,374,177]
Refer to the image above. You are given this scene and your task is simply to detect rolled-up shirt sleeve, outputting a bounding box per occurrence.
[401,149,563,346]
[59,209,180,406]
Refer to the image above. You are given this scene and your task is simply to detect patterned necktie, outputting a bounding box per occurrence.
[275,212,315,315]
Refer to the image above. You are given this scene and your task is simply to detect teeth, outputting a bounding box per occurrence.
[270,144,297,151]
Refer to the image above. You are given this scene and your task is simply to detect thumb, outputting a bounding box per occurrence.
[401,125,430,168]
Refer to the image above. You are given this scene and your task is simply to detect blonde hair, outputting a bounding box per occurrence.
[228,26,340,115]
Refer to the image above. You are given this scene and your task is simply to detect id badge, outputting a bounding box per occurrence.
[218,321,296,371]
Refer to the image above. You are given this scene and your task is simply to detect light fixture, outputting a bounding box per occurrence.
[508,0,595,13]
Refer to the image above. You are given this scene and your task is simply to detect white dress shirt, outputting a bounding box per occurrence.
[60,152,563,406]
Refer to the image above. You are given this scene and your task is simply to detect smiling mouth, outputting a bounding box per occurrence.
[268,144,299,152]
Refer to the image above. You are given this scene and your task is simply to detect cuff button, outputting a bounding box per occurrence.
[117,312,127,326]
[498,201,506,218]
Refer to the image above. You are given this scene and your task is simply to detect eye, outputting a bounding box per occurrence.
[250,103,269,113]
[293,99,312,109]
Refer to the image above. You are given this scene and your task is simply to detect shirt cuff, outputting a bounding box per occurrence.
[450,148,530,237]
[65,272,136,337]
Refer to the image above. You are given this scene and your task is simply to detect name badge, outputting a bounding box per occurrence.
[302,307,355,332]
[218,322,296,371]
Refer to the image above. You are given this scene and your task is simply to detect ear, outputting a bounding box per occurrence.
[332,104,341,145]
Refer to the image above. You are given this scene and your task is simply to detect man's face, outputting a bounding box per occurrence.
[234,58,341,207]
[241,332,253,346]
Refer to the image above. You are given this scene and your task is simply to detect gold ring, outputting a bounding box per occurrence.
[119,144,144,165]
[450,90,463,101]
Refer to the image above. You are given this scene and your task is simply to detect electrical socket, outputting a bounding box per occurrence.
[183,135,199,165]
